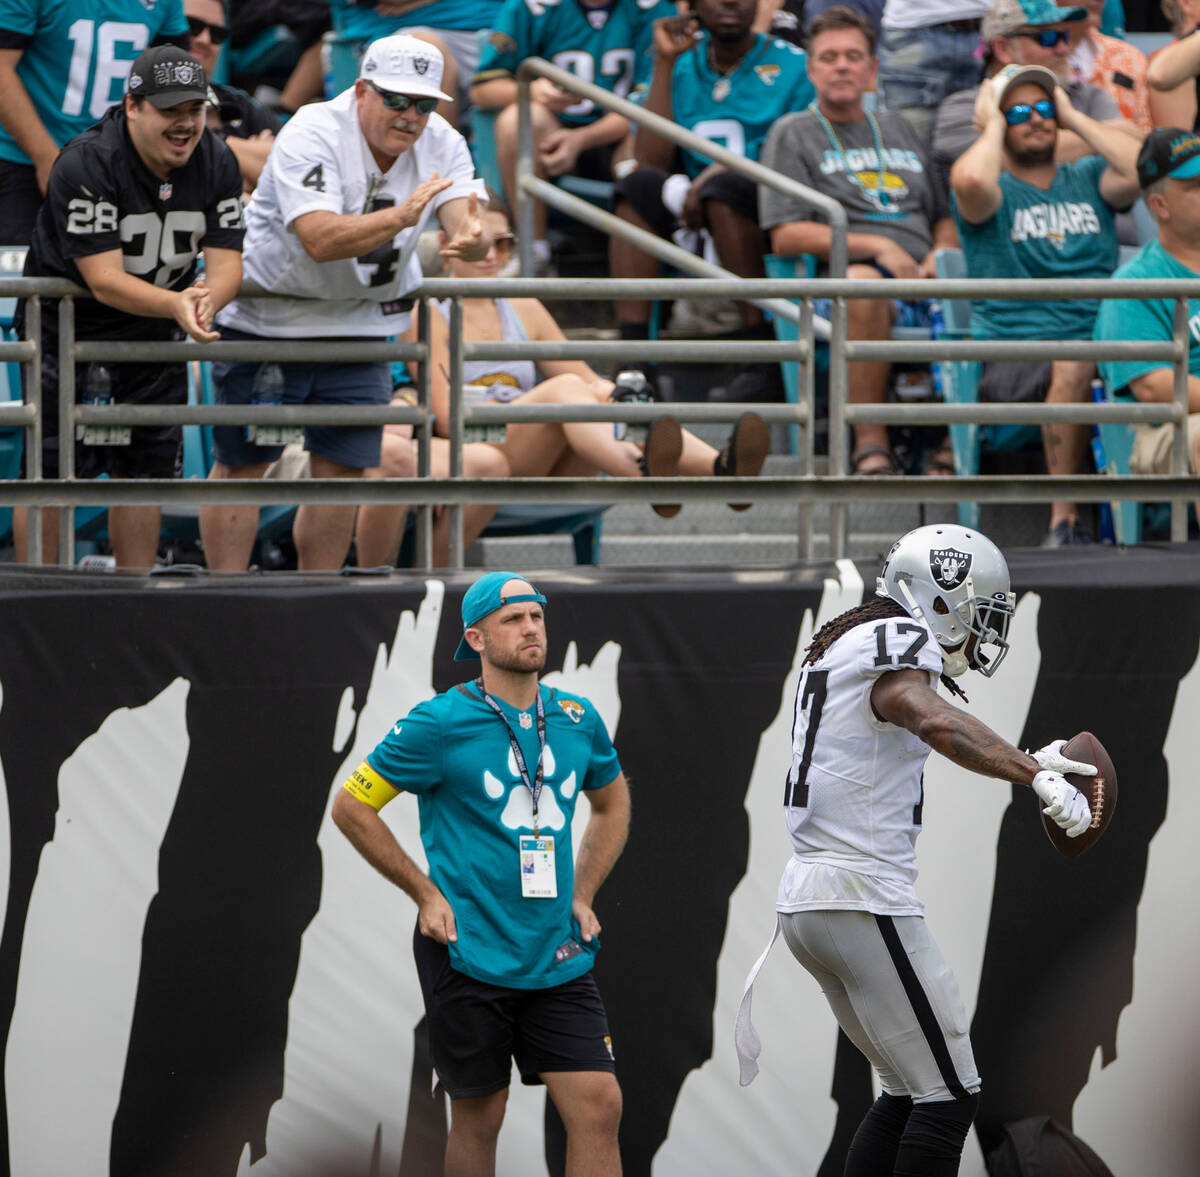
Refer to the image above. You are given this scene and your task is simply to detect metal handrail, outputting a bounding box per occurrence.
[2,276,1194,566]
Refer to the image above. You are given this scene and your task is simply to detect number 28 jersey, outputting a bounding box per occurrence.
[779,613,945,917]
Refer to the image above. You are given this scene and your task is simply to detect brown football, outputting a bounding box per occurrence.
[1039,731,1118,859]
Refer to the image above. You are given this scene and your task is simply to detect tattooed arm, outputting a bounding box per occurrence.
[871,669,1040,787]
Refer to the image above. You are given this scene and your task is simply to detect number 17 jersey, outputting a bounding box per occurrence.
[779,614,945,917]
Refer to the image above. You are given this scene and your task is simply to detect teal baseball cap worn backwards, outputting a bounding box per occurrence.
[454,571,547,661]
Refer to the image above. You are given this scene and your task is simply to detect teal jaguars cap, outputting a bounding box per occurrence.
[453,571,547,661]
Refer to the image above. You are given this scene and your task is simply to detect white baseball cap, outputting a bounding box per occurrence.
[359,34,453,102]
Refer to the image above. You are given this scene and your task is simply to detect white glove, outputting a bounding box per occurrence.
[1032,770,1092,838]
[1030,739,1098,779]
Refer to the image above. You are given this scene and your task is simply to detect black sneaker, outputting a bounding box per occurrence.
[714,412,770,511]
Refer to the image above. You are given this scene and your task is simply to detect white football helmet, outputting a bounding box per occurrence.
[875,524,1016,678]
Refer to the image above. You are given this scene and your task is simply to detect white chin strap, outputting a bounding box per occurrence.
[895,577,971,678]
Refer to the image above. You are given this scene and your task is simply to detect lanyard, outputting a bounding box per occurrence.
[809,102,893,212]
[477,678,547,835]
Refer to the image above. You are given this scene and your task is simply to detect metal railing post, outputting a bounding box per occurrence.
[1171,298,1189,543]
[447,296,466,569]
[827,298,849,558]
[798,297,814,561]
[58,297,75,566]
[25,296,42,565]
[414,298,433,569]
[516,73,535,277]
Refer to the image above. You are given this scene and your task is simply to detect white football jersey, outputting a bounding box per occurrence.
[777,613,945,917]
[219,87,485,338]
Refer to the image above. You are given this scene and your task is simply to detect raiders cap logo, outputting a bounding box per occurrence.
[929,548,972,590]
[414,56,429,75]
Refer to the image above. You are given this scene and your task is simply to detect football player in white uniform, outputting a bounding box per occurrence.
[737,524,1096,1176]
[203,33,490,571]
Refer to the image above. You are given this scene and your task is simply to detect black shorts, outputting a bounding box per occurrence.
[615,165,763,237]
[23,337,185,480]
[0,160,42,246]
[413,928,616,1100]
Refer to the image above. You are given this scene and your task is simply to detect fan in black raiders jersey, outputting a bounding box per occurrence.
[14,44,244,571]
[735,523,1097,1177]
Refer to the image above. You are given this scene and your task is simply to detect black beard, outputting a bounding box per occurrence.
[708,25,752,42]
[1008,142,1055,169]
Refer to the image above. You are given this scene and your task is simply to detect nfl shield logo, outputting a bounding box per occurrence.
[929,547,972,590]
[158,183,172,201]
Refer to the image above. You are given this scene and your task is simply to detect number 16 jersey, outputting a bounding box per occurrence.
[779,614,946,917]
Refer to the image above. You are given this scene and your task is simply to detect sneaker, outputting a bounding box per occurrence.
[1042,519,1095,548]
[714,411,770,511]
[611,369,658,442]
[639,415,683,518]
[711,365,785,404]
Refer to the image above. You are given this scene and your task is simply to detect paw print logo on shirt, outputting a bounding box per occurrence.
[483,743,578,830]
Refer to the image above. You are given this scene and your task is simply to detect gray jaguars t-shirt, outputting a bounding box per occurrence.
[759,107,949,267]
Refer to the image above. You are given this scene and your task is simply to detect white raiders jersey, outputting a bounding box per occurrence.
[777,613,945,917]
[219,87,485,338]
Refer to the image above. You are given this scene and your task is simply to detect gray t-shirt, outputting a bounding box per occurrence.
[759,107,949,266]
[932,80,1122,196]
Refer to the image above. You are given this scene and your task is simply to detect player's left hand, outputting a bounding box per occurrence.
[573,897,601,942]
[439,192,487,259]
[1030,738,1098,778]
[175,285,219,343]
[538,128,581,177]
[1032,770,1092,838]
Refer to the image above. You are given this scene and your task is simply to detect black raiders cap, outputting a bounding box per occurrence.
[126,45,208,109]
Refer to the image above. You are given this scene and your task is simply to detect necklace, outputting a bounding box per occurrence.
[706,36,749,103]
[809,102,894,213]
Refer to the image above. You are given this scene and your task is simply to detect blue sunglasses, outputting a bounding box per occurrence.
[1004,99,1057,125]
[1016,28,1071,47]
[366,81,438,114]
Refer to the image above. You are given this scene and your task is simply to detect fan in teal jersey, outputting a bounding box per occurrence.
[0,0,190,243]
[611,0,813,396]
[470,0,675,271]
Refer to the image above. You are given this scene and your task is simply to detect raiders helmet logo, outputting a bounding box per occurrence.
[929,547,972,590]
[558,699,584,724]
[413,57,430,75]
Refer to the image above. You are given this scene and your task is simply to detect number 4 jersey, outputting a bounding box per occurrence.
[779,614,946,917]
[23,104,244,340]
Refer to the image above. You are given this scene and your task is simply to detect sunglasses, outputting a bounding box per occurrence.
[1004,98,1057,125]
[366,81,438,114]
[187,16,229,44]
[1016,28,1071,47]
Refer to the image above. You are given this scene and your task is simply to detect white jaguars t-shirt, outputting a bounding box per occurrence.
[777,612,945,916]
[219,87,485,338]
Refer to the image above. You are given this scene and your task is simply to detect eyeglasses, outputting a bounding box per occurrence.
[366,81,438,114]
[492,233,516,256]
[1004,99,1057,125]
[187,16,229,44]
[1015,28,1071,48]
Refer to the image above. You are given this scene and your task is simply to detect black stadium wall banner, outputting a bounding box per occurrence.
[0,551,1196,1177]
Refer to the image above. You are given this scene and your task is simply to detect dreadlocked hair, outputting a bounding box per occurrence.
[803,596,909,666]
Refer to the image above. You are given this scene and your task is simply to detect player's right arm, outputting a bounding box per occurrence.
[871,668,1041,786]
[0,46,58,193]
[331,784,457,944]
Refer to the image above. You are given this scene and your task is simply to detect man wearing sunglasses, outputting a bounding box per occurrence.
[932,0,1138,196]
[184,0,281,195]
[951,62,1141,547]
[0,0,190,244]
[205,33,490,572]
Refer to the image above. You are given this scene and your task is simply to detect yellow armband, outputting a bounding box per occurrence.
[342,760,401,811]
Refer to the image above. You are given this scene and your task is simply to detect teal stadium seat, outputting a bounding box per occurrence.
[0,245,27,541]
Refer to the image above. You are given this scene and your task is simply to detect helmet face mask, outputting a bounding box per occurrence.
[876,525,1016,678]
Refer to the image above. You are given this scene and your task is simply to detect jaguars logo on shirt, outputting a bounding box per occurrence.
[754,63,781,86]
[558,699,585,724]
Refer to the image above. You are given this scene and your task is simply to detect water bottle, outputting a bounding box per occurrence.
[928,300,945,402]
[79,364,129,445]
[247,362,298,446]
[611,370,653,443]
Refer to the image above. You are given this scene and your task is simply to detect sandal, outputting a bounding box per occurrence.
[640,416,683,518]
[922,438,957,477]
[850,444,901,476]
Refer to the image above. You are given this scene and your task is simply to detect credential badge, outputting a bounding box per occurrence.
[929,547,972,590]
